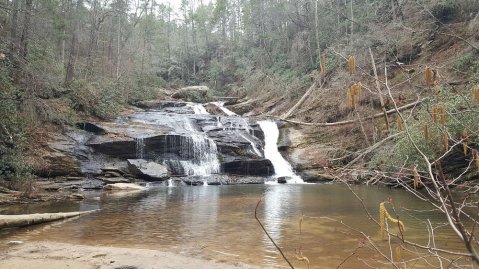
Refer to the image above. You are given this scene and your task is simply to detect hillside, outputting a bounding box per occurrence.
[0,0,478,187]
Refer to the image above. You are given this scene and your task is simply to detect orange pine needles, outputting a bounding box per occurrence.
[320,54,326,75]
[424,66,435,86]
[413,165,420,190]
[431,106,437,123]
[443,133,449,151]
[475,150,479,175]
[348,55,356,76]
[395,246,402,262]
[396,117,403,131]
[474,86,479,104]
[423,123,430,141]
[439,105,446,127]
[347,83,362,109]
[462,130,469,155]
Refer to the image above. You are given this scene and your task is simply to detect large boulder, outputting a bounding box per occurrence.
[38,152,82,177]
[32,132,84,177]
[171,86,210,102]
[127,159,170,181]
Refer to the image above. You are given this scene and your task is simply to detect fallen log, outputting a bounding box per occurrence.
[281,81,319,120]
[281,98,425,127]
[0,210,98,229]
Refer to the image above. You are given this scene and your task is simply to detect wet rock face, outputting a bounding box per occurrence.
[46,103,274,181]
[221,159,274,177]
[180,175,265,185]
[127,159,169,181]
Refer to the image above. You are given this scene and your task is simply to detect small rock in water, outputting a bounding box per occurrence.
[69,193,85,200]
[104,183,146,191]
[277,177,289,184]
[8,241,24,245]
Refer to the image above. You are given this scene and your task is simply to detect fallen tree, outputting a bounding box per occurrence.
[0,210,98,229]
[280,98,425,127]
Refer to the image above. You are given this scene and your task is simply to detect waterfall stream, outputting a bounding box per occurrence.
[211,101,237,116]
[258,120,303,183]
[135,137,145,159]
[189,103,209,114]
[175,118,220,185]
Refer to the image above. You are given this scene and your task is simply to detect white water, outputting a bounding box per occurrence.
[257,120,303,183]
[180,118,220,185]
[212,101,237,116]
[135,137,145,159]
[189,103,209,115]
[239,133,262,157]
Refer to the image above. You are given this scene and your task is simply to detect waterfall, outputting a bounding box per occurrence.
[135,137,145,159]
[177,118,220,185]
[212,101,237,116]
[239,133,262,157]
[189,103,209,114]
[257,120,303,183]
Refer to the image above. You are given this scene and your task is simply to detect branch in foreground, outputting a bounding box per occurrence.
[255,198,294,268]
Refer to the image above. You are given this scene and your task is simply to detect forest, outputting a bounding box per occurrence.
[1,0,479,268]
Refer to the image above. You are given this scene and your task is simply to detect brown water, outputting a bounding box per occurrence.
[0,184,475,268]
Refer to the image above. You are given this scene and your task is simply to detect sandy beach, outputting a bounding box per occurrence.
[0,241,259,269]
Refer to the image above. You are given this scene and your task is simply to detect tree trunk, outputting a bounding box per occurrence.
[9,0,19,55]
[64,0,83,87]
[0,210,98,229]
[19,0,33,61]
[369,47,390,132]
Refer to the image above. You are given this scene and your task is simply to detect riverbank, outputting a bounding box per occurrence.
[0,241,258,269]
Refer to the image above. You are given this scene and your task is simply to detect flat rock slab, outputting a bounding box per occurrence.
[97,177,131,184]
[104,183,146,191]
[127,159,170,181]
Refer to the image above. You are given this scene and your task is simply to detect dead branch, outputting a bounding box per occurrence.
[281,81,319,120]
[280,99,424,127]
[369,47,391,132]
[255,198,294,268]
[343,132,402,169]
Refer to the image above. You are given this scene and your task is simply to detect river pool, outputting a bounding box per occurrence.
[0,184,474,268]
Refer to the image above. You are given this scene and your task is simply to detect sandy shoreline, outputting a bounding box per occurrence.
[0,241,260,269]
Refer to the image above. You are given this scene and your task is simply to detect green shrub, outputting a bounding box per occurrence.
[454,52,479,76]
[0,65,30,178]
[370,87,479,171]
[68,79,124,120]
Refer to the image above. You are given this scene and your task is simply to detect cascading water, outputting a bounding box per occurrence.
[177,118,220,185]
[189,103,209,115]
[212,102,237,116]
[239,133,262,157]
[257,120,303,183]
[135,137,145,159]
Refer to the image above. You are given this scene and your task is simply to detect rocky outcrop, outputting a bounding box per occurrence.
[41,101,276,184]
[278,125,334,182]
[127,159,169,181]
[38,152,82,177]
[33,133,84,177]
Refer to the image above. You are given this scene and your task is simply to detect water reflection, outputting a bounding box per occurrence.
[0,184,473,268]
